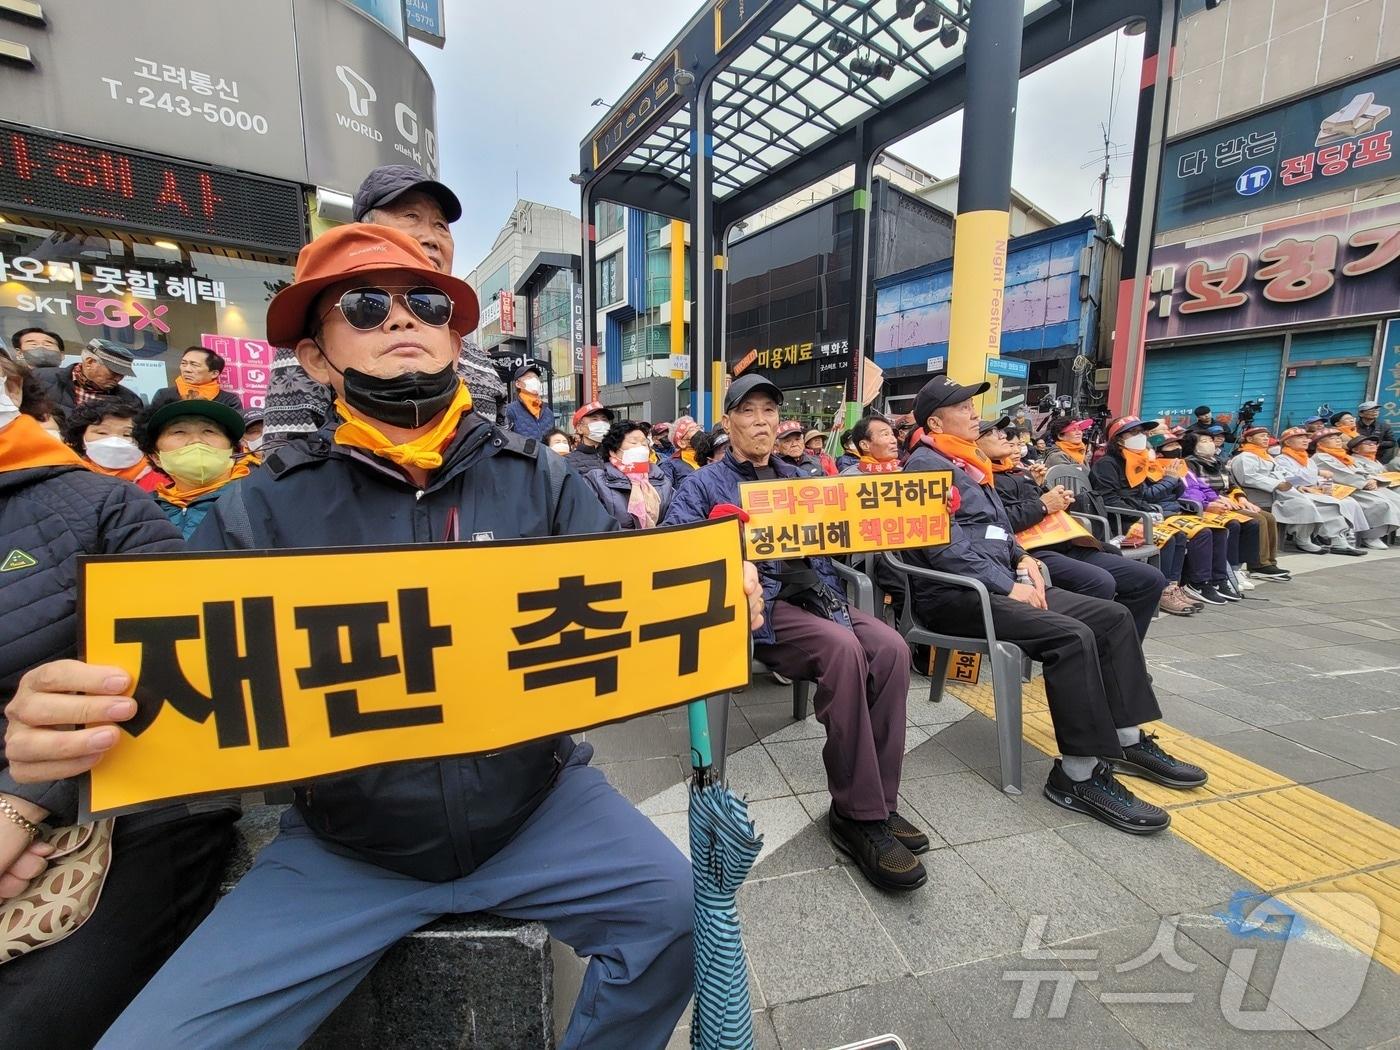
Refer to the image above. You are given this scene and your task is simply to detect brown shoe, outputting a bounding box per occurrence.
[1158,584,1197,617]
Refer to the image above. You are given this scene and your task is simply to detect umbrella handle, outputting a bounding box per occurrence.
[687,699,713,770]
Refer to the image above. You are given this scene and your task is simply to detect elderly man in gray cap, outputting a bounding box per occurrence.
[34,339,143,414]
[1356,400,1396,465]
[263,165,507,450]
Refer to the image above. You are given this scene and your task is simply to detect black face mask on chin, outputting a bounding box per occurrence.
[317,341,459,429]
[1159,447,1185,459]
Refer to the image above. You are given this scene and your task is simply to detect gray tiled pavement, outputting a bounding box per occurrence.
[571,549,1400,1048]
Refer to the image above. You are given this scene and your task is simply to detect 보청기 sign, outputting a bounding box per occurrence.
[738,472,954,560]
[79,520,748,819]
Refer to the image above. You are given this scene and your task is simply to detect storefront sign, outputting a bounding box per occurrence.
[1159,66,1400,230]
[572,278,585,370]
[1377,319,1400,435]
[1146,200,1400,342]
[0,252,228,336]
[714,0,773,50]
[0,0,438,196]
[405,0,446,46]
[79,519,749,818]
[0,0,305,184]
[739,472,953,561]
[986,356,1029,380]
[0,124,305,254]
[203,335,272,412]
[499,291,516,335]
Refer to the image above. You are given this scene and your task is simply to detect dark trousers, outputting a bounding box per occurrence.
[915,587,1161,758]
[1158,531,1188,583]
[1182,527,1225,585]
[1227,518,1261,567]
[754,604,910,820]
[0,811,236,1050]
[1039,547,1168,640]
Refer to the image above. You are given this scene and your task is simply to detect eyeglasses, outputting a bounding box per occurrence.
[322,286,454,331]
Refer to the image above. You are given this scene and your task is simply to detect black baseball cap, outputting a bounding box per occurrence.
[352,165,462,224]
[912,375,990,427]
[977,415,1011,437]
[512,363,543,381]
[723,373,784,413]
[145,397,246,444]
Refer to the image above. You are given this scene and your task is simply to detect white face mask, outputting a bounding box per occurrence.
[0,385,19,431]
[1123,433,1149,452]
[244,435,265,454]
[85,435,144,469]
[548,439,571,456]
[521,376,542,395]
[587,420,610,442]
[1195,442,1216,458]
[620,445,650,466]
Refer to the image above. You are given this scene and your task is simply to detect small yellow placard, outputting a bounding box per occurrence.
[738,471,954,560]
[1015,511,1097,551]
[80,520,749,819]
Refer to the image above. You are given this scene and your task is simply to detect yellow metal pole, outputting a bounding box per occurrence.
[946,211,1010,414]
[670,220,686,384]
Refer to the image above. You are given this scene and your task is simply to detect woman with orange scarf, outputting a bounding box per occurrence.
[140,399,250,539]
[1042,416,1092,468]
[61,397,168,492]
[1090,416,1233,607]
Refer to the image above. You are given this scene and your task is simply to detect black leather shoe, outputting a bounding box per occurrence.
[829,806,927,891]
[1112,732,1209,789]
[1044,761,1170,835]
[884,811,930,855]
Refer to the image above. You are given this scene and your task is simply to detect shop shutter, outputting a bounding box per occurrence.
[1141,338,1284,430]
[1278,328,1375,427]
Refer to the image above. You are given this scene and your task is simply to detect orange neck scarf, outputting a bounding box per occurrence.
[1338,424,1359,440]
[680,448,699,469]
[1055,440,1086,465]
[1280,445,1311,467]
[518,390,543,418]
[0,414,85,472]
[858,454,902,474]
[334,381,474,471]
[1321,447,1354,467]
[87,456,153,483]
[926,432,995,486]
[1238,445,1272,459]
[1121,447,1152,487]
[157,460,249,508]
[176,377,224,400]
[990,456,1020,474]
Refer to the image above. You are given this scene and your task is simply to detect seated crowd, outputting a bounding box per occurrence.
[1,163,1390,1050]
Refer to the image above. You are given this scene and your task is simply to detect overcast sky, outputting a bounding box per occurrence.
[412,1,1145,274]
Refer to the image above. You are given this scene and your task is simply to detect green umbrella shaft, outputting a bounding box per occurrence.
[687,699,713,770]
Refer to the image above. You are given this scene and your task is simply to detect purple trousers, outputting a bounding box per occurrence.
[754,604,911,820]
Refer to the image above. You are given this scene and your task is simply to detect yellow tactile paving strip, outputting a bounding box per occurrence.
[944,675,1400,974]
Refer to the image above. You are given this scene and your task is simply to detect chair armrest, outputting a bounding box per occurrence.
[1104,503,1154,546]
[1178,498,1204,514]
[1070,511,1111,541]
[882,553,1000,655]
[830,559,875,617]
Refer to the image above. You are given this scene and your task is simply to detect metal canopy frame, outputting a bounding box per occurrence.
[578,0,1170,417]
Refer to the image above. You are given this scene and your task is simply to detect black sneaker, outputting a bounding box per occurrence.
[1112,732,1209,789]
[829,806,927,891]
[1183,583,1230,606]
[1043,761,1170,835]
[1213,579,1243,602]
[1250,565,1292,581]
[884,811,930,855]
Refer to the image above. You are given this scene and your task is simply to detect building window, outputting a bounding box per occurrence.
[597,202,625,240]
[597,254,620,306]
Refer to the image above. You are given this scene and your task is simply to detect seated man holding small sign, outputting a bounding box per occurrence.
[981,419,1167,641]
[664,374,927,894]
[6,224,765,1050]
[903,375,1207,836]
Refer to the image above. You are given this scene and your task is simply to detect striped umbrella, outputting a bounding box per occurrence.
[686,701,763,1050]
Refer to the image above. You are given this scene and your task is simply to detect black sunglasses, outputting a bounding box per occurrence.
[324,286,454,331]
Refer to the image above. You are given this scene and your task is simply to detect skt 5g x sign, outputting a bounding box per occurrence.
[78,520,749,819]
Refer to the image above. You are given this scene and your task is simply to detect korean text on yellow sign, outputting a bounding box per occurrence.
[1014,511,1097,551]
[738,472,953,560]
[79,519,749,819]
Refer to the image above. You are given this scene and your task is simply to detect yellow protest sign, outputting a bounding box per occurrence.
[738,471,954,560]
[79,519,749,819]
[1379,472,1400,485]
[1015,511,1097,551]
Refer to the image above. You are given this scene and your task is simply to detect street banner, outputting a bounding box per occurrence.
[79,520,749,819]
[1015,511,1097,551]
[738,472,954,561]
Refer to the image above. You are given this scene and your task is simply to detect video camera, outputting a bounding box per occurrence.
[1036,393,1075,417]
[1238,397,1265,424]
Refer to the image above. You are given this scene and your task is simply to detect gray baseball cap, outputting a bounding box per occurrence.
[352,165,462,223]
[84,339,135,377]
